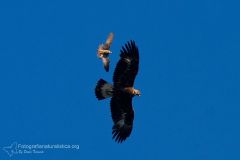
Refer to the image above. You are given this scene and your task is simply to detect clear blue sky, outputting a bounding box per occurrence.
[0,0,240,159]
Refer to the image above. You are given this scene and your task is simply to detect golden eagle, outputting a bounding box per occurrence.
[95,40,140,143]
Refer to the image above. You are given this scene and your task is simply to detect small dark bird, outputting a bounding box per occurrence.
[97,32,114,72]
[95,40,140,143]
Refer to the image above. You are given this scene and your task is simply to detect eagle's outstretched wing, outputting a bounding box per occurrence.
[110,40,139,143]
[113,40,139,88]
[110,91,134,143]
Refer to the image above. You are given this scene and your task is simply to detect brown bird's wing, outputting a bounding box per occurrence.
[97,44,104,58]
[110,91,134,143]
[113,40,139,88]
[103,32,114,50]
[102,57,110,72]
[98,44,104,50]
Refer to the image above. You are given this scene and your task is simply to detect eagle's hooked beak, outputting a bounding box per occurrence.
[134,90,141,96]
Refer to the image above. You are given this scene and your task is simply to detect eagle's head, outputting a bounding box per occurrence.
[133,89,141,96]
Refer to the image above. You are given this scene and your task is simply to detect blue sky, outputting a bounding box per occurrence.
[0,0,240,159]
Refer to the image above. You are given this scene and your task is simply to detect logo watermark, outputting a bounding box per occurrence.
[2,142,79,157]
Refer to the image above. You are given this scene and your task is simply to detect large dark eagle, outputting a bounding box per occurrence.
[95,40,140,143]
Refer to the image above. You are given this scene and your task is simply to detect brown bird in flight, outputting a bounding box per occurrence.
[97,32,114,72]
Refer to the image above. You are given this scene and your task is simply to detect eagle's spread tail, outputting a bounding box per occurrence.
[95,79,113,100]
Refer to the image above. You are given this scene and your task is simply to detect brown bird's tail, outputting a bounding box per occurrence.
[95,79,113,100]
